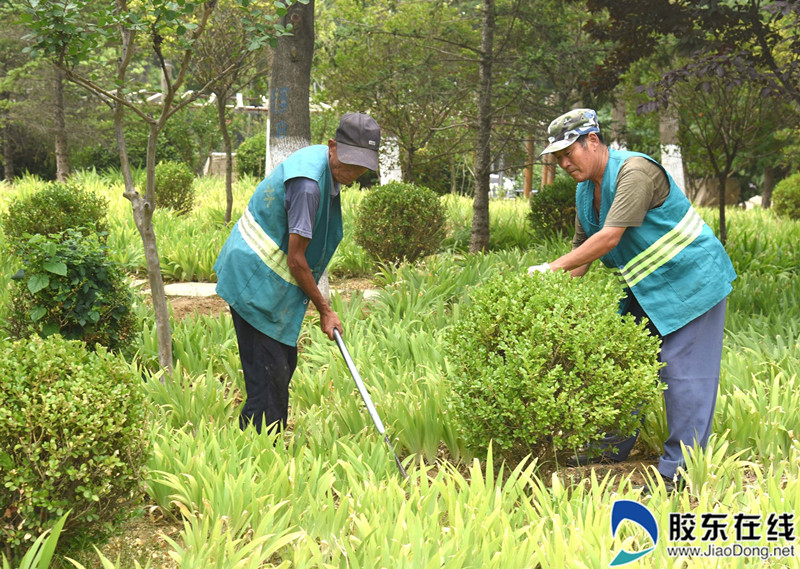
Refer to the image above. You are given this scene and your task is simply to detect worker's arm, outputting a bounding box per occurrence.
[287,233,341,340]
[549,225,626,274]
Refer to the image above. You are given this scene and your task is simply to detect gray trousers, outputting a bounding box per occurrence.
[598,296,727,479]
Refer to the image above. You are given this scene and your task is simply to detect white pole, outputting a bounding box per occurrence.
[265,79,271,177]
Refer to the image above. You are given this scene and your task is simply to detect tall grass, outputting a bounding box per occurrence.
[1,171,540,282]
[2,173,799,568]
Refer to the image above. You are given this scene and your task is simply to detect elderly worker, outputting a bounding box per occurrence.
[532,108,736,491]
[215,112,381,434]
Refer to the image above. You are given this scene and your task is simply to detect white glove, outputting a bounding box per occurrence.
[527,263,551,275]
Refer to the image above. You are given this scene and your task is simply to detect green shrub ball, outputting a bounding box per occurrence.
[528,175,577,239]
[446,270,665,464]
[354,181,445,265]
[0,335,148,560]
[154,160,195,214]
[234,133,267,179]
[0,182,108,253]
[773,172,800,221]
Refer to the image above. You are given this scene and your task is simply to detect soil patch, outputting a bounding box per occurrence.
[165,276,380,321]
[169,294,229,320]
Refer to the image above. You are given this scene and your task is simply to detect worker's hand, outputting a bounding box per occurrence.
[527,263,552,276]
[320,309,343,341]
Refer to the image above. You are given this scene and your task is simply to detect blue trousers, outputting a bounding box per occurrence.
[230,306,297,434]
[597,296,727,479]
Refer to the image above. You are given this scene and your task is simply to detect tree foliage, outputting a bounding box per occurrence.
[583,0,800,109]
[318,0,477,182]
[191,0,274,222]
[317,0,608,250]
[672,60,787,242]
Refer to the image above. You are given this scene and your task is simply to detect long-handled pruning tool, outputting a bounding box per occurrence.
[333,328,409,480]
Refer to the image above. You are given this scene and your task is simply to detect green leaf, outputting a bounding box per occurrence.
[37,512,70,569]
[28,274,50,294]
[43,260,68,276]
[42,322,60,336]
[30,306,47,322]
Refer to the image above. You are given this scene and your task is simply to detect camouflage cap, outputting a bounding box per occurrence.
[540,108,600,155]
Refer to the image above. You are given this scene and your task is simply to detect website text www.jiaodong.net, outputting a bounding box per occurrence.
[666,543,796,561]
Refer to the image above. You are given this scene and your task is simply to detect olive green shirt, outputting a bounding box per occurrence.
[572,156,671,249]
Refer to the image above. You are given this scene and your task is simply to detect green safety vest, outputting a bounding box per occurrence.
[576,149,736,336]
[214,145,343,346]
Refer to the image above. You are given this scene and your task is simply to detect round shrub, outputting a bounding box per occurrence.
[354,181,445,264]
[0,182,108,253]
[772,172,800,220]
[234,133,267,179]
[528,175,577,238]
[154,160,194,214]
[0,335,148,561]
[5,229,136,351]
[446,271,664,464]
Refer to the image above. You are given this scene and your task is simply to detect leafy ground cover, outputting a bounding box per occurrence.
[2,172,799,568]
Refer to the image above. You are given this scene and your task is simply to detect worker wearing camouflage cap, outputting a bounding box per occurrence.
[530,108,736,493]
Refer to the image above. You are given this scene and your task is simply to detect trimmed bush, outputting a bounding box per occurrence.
[0,335,148,562]
[0,182,108,253]
[354,181,445,264]
[772,172,800,220]
[528,176,577,238]
[446,271,664,464]
[5,229,136,351]
[234,133,266,179]
[154,160,194,214]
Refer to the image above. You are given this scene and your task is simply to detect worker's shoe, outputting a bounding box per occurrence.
[564,453,621,468]
[637,473,685,496]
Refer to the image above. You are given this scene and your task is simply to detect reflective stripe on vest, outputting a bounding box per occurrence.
[620,207,705,288]
[610,267,626,287]
[238,206,299,286]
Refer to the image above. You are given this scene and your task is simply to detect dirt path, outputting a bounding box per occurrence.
[166,277,378,320]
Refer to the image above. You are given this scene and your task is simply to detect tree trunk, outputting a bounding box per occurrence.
[761,165,776,208]
[53,65,70,181]
[610,99,627,150]
[523,139,534,197]
[659,107,686,192]
[541,152,556,187]
[268,0,327,300]
[217,93,234,223]
[113,3,173,374]
[2,120,14,181]
[268,0,314,170]
[469,0,495,254]
[402,147,417,183]
[143,121,174,372]
[718,173,727,245]
[113,105,172,373]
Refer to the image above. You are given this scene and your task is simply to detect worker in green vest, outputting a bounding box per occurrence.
[215,113,381,434]
[532,108,736,492]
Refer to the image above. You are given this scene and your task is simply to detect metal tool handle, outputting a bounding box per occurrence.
[333,328,386,435]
